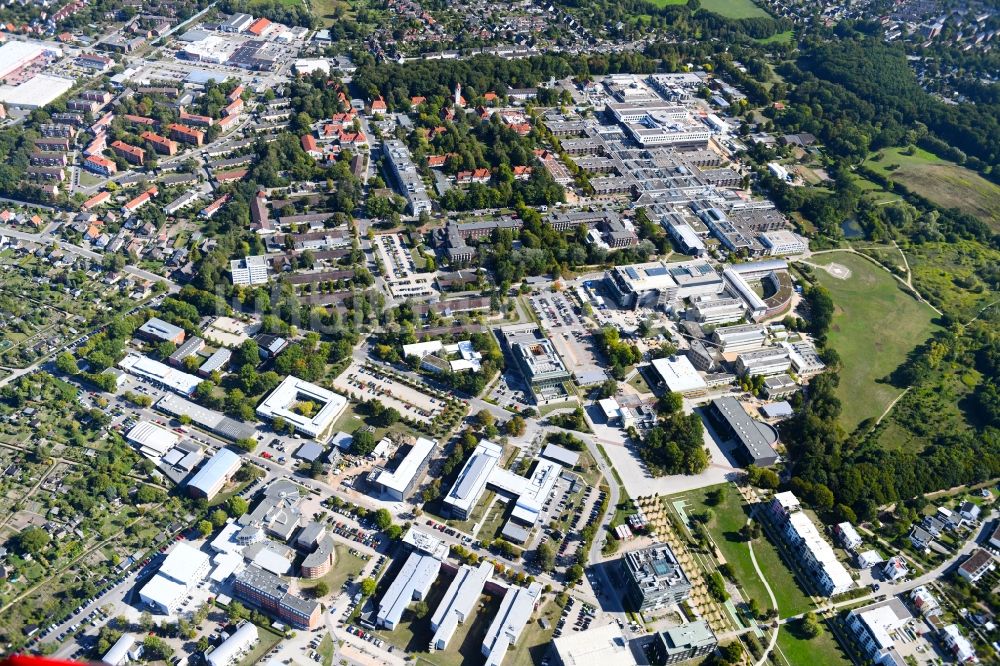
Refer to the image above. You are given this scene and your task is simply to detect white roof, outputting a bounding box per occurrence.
[377,551,441,627]
[0,73,74,108]
[402,340,444,358]
[376,437,435,494]
[787,512,853,592]
[188,448,242,497]
[650,356,707,394]
[207,623,258,666]
[483,582,542,666]
[552,622,634,666]
[139,572,187,611]
[0,41,49,78]
[837,522,862,545]
[256,375,347,438]
[851,601,911,653]
[118,354,201,395]
[160,543,211,583]
[773,491,800,511]
[102,633,135,666]
[442,440,503,516]
[597,397,620,420]
[294,58,329,75]
[126,421,180,456]
[431,562,492,649]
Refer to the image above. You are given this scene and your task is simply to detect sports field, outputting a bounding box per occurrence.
[866,147,1000,231]
[811,252,940,430]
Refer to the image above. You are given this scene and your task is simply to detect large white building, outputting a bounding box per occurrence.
[376,551,441,629]
[0,73,74,109]
[118,354,201,396]
[374,437,436,501]
[188,448,242,500]
[605,260,723,309]
[430,561,493,650]
[845,598,912,666]
[126,421,181,458]
[482,582,542,666]
[139,543,211,614]
[769,492,853,596]
[650,356,708,396]
[206,623,258,666]
[256,375,347,439]
[441,439,561,525]
[384,139,431,215]
[552,622,634,666]
[230,255,269,286]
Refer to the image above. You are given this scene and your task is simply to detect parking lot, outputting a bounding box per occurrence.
[529,292,606,385]
[333,362,445,421]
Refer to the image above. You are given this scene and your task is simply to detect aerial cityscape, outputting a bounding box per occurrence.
[0,0,996,664]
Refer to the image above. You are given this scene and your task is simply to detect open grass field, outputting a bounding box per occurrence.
[774,621,851,666]
[666,484,813,618]
[865,147,1000,231]
[811,251,940,431]
[700,0,770,18]
[299,545,367,596]
[757,29,794,44]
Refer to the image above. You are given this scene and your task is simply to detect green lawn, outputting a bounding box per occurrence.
[700,0,770,18]
[299,545,367,597]
[866,147,1000,231]
[236,627,282,666]
[642,0,687,6]
[666,485,813,618]
[774,620,851,666]
[757,29,794,44]
[812,251,940,431]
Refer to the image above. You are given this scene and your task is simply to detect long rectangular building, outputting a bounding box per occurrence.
[376,551,441,629]
[482,582,542,666]
[605,260,723,310]
[233,565,321,629]
[430,562,492,650]
[384,139,431,215]
[768,492,853,597]
[374,437,436,500]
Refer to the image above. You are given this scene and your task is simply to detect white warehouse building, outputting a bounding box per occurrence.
[139,543,211,614]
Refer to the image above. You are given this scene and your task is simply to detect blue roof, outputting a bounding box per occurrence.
[186,70,221,84]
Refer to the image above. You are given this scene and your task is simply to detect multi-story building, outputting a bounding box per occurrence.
[168,123,205,146]
[735,347,792,376]
[111,140,145,165]
[768,492,853,596]
[620,544,691,611]
[957,548,995,584]
[500,325,572,401]
[648,620,718,664]
[384,139,431,215]
[845,598,912,666]
[232,565,321,629]
[84,155,117,176]
[140,131,177,156]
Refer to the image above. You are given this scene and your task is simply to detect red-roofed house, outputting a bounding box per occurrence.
[370,96,387,114]
[111,140,145,165]
[215,169,248,183]
[301,134,322,159]
[223,98,243,116]
[122,186,157,214]
[179,110,213,127]
[140,131,177,156]
[513,165,533,180]
[457,168,490,184]
[247,17,272,36]
[84,155,117,176]
[410,96,426,108]
[169,123,205,146]
[228,85,244,102]
[82,191,111,210]
[427,155,447,168]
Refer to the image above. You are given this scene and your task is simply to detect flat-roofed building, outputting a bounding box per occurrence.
[768,492,853,597]
[620,544,691,611]
[707,397,779,467]
[256,375,347,440]
[187,448,241,499]
[232,565,321,629]
[139,543,211,613]
[430,561,492,650]
[441,439,562,525]
[155,394,256,441]
[376,551,441,629]
[711,323,767,353]
[500,324,572,400]
[688,296,745,325]
[230,255,269,286]
[650,355,707,396]
[138,317,186,344]
[736,347,792,376]
[126,421,180,458]
[649,620,718,664]
[374,437,436,501]
[118,354,201,396]
[605,260,723,310]
[552,622,634,666]
[384,139,431,214]
[845,598,912,666]
[482,582,543,666]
